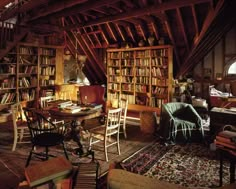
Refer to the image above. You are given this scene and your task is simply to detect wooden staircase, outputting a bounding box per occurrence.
[0,21,28,59]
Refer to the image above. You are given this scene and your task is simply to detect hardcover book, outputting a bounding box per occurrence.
[217,130,236,144]
[25,156,73,187]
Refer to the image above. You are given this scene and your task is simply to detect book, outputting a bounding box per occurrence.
[64,105,82,113]
[217,130,236,144]
[87,103,103,109]
[58,101,73,108]
[216,135,232,144]
[214,139,236,150]
[25,156,73,187]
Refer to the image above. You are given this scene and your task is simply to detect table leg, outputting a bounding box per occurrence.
[219,151,223,187]
[70,120,84,155]
[229,160,235,183]
[69,120,95,159]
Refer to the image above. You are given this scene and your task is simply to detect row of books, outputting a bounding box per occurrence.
[19,56,37,65]
[20,90,36,101]
[0,64,16,74]
[39,79,55,86]
[215,130,236,150]
[0,92,16,104]
[19,65,37,74]
[40,57,56,65]
[19,47,37,55]
[0,78,15,88]
[40,66,55,76]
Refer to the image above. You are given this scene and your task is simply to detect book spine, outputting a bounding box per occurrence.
[216,135,232,144]
[215,140,236,150]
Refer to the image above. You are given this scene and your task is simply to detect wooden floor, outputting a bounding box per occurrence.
[0,118,155,185]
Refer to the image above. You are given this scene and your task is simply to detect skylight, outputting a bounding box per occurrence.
[5,2,14,9]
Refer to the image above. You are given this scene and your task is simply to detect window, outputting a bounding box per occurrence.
[225,57,236,77]
[228,61,236,74]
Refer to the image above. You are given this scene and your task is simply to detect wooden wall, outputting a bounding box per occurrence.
[192,23,236,100]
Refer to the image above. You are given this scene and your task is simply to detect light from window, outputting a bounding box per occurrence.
[228,61,236,74]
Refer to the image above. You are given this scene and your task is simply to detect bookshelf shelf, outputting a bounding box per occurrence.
[107,45,173,112]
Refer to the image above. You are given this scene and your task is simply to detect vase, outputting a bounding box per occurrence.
[148,36,155,46]
[138,40,145,47]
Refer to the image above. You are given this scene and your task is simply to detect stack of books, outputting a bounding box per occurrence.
[215,130,236,150]
[25,156,73,187]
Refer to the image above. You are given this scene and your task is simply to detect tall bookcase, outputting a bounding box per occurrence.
[0,42,63,109]
[39,47,57,97]
[107,45,173,113]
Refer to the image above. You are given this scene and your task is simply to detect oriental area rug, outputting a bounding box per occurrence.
[120,141,230,189]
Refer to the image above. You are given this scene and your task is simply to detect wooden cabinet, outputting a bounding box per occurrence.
[107,45,173,113]
[0,43,63,109]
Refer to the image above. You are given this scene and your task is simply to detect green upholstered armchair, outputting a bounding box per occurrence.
[158,102,204,142]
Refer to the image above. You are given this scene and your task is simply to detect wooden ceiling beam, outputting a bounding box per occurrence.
[90,26,102,47]
[0,0,12,8]
[106,23,117,41]
[99,25,109,46]
[142,15,160,40]
[176,8,189,52]
[65,0,212,29]
[0,0,49,21]
[193,0,224,45]
[138,25,147,41]
[66,17,101,81]
[164,16,181,69]
[127,26,136,43]
[74,31,105,82]
[178,0,229,76]
[191,5,199,36]
[115,23,126,42]
[82,30,102,35]
[28,0,121,22]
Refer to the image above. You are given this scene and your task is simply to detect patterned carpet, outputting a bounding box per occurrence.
[120,141,231,188]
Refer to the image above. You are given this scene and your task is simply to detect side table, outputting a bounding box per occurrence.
[210,107,236,134]
[73,161,99,189]
[217,147,236,186]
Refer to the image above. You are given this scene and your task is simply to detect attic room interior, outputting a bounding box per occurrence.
[0,0,236,188]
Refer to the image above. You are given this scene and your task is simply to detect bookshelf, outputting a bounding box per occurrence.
[107,45,173,113]
[0,52,17,105]
[18,44,38,102]
[0,43,63,109]
[39,47,57,97]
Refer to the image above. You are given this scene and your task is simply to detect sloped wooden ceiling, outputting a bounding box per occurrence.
[0,0,236,84]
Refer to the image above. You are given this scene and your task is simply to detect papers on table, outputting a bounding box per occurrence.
[64,105,82,113]
[62,103,102,113]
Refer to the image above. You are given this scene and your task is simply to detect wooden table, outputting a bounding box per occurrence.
[216,146,236,186]
[210,107,236,134]
[49,106,102,157]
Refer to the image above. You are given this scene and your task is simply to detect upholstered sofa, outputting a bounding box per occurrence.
[107,169,236,189]
[158,102,204,142]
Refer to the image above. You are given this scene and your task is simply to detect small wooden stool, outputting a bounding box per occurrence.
[73,162,99,189]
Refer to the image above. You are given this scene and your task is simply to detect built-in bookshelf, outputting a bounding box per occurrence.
[107,45,173,113]
[0,43,63,108]
[0,51,17,105]
[18,44,38,102]
[39,47,56,97]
